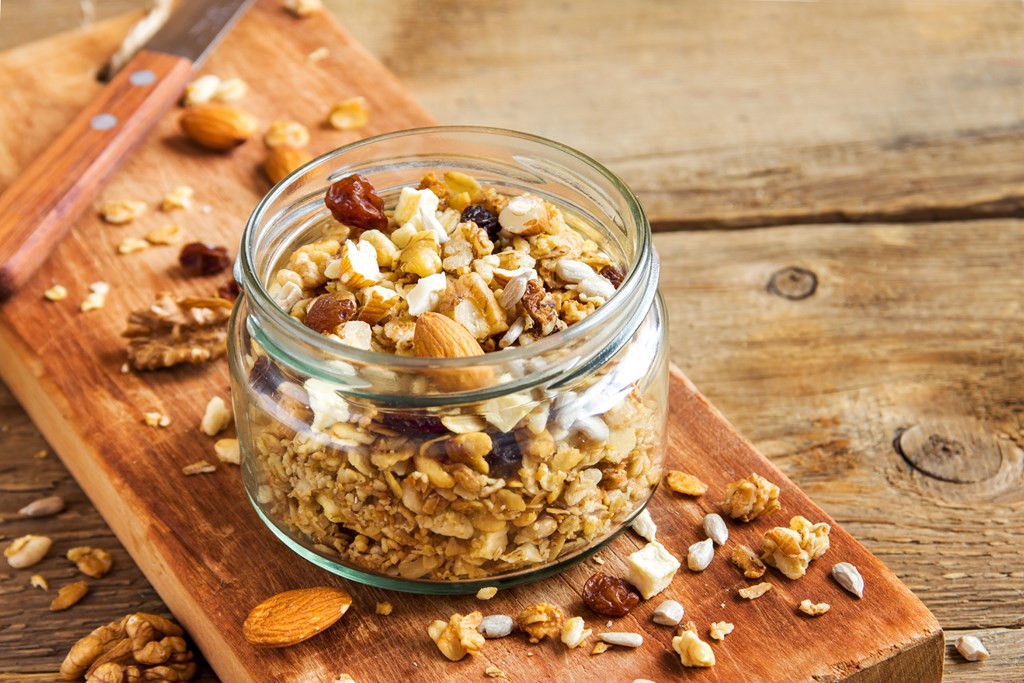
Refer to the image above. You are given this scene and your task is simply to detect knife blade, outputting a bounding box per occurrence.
[0,0,256,300]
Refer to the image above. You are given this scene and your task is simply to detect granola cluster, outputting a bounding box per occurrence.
[245,173,662,580]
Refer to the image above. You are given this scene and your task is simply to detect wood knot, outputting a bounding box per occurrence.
[767,267,817,300]
[894,422,1002,483]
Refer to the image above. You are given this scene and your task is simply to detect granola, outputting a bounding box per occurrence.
[245,172,663,580]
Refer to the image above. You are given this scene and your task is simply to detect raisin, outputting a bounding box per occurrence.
[381,413,448,436]
[179,242,232,276]
[218,278,241,301]
[324,174,388,234]
[581,573,641,617]
[487,432,523,479]
[460,205,501,240]
[249,355,285,397]
[600,265,625,289]
[304,294,357,333]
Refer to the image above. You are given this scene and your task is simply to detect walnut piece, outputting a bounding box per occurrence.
[673,623,715,668]
[123,294,233,370]
[60,612,196,682]
[721,473,780,522]
[516,603,565,643]
[431,612,485,661]
[709,621,734,641]
[730,544,766,579]
[665,470,707,496]
[67,547,113,578]
[51,580,89,611]
[761,516,831,580]
[798,599,830,616]
[738,582,773,600]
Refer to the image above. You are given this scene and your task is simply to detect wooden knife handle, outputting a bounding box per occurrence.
[0,49,192,300]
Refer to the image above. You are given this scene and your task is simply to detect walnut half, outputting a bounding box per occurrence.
[60,612,196,682]
[123,294,233,371]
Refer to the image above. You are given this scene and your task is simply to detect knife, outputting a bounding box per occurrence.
[0,0,255,300]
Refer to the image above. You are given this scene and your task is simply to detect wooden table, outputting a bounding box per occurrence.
[2,1,1022,681]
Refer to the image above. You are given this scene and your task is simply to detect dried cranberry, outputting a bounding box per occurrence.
[381,413,448,436]
[218,278,241,301]
[487,432,523,479]
[324,174,388,233]
[179,242,232,276]
[600,265,625,289]
[581,572,641,617]
[460,205,501,240]
[249,356,285,396]
[304,295,357,333]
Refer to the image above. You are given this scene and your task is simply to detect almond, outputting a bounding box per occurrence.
[179,104,258,151]
[413,312,493,392]
[264,146,312,184]
[243,586,352,648]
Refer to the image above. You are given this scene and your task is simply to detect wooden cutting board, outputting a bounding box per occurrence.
[0,3,942,681]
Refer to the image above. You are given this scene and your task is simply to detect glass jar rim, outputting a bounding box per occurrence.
[238,125,657,380]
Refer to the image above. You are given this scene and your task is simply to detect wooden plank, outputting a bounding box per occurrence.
[654,220,1024,631]
[0,2,943,681]
[340,0,1024,229]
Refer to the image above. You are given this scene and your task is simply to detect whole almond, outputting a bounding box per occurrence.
[264,146,312,184]
[413,312,491,391]
[180,104,258,151]
[243,586,352,648]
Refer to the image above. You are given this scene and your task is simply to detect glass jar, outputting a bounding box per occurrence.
[229,127,668,594]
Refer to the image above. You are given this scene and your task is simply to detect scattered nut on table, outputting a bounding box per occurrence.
[560,616,592,649]
[730,544,766,579]
[673,623,715,668]
[18,495,65,518]
[430,612,485,661]
[738,582,773,600]
[517,603,564,643]
[702,512,728,546]
[50,580,89,611]
[200,396,232,436]
[687,538,714,572]
[631,508,657,542]
[60,612,196,681]
[67,547,113,578]
[665,470,708,496]
[243,586,352,648]
[651,599,684,626]
[709,621,734,640]
[761,515,831,580]
[721,473,780,522]
[955,635,990,662]
[832,562,865,598]
[4,534,52,568]
[477,615,513,639]
[599,632,643,648]
[798,600,830,616]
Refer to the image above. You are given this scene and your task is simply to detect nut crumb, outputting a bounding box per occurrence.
[431,612,484,661]
[476,586,498,600]
[30,574,48,590]
[265,120,310,148]
[34,449,48,459]
[517,603,565,643]
[146,223,184,245]
[308,47,329,62]
[484,665,506,678]
[798,599,830,616]
[50,580,89,611]
[955,635,990,662]
[80,281,109,312]
[375,601,393,615]
[560,616,591,649]
[721,473,780,522]
[161,185,194,211]
[284,0,322,17]
[666,470,708,496]
[709,621,734,640]
[100,199,146,224]
[592,555,605,565]
[43,284,67,301]
[118,237,150,254]
[200,396,232,436]
[591,641,610,655]
[67,547,113,578]
[214,78,247,103]
[730,544,766,579]
[214,438,240,465]
[738,582,773,600]
[182,460,216,475]
[328,97,370,131]
[143,411,171,428]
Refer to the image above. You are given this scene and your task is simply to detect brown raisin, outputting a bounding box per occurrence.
[324,173,387,234]
[304,294,357,333]
[179,242,232,276]
[581,572,641,617]
[460,205,500,240]
[218,278,241,301]
[600,265,625,289]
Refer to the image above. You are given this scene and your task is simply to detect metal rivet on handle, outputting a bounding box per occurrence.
[129,69,157,86]
[90,114,118,131]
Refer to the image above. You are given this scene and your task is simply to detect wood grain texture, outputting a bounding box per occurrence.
[0,48,192,298]
[339,0,1024,229]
